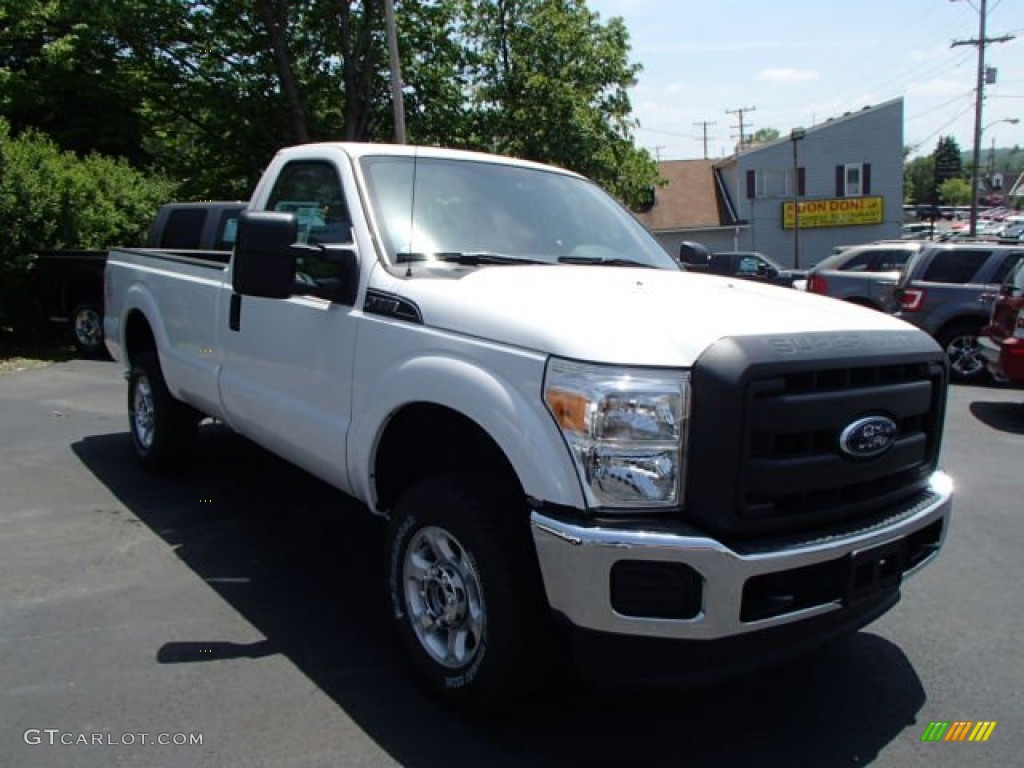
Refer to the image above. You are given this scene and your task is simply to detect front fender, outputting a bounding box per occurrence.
[347,328,584,514]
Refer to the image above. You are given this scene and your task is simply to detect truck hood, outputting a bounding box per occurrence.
[394,265,920,367]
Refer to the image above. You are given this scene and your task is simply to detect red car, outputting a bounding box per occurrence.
[979,258,1024,383]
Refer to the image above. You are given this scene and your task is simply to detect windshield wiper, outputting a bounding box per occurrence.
[557,255,657,268]
[396,251,549,266]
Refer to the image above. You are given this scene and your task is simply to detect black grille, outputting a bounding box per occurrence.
[685,331,947,538]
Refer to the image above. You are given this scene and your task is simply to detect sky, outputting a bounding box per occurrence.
[586,0,1024,162]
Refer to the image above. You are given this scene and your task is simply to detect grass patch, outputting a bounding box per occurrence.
[0,326,76,374]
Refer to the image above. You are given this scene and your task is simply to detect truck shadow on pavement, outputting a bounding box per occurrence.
[74,425,928,767]
[969,400,1024,435]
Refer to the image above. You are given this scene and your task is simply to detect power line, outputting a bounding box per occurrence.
[772,9,975,117]
[909,101,975,154]
[906,89,976,123]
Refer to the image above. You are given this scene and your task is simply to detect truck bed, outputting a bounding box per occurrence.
[104,247,230,419]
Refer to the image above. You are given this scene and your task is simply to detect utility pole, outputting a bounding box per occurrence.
[693,121,716,159]
[726,106,756,151]
[383,0,406,143]
[951,0,1014,235]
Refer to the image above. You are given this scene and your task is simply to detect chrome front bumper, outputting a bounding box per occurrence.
[530,470,953,640]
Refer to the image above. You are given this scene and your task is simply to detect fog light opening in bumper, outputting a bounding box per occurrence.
[610,561,703,619]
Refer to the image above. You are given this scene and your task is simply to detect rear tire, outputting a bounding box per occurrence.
[128,351,199,471]
[937,323,987,383]
[71,296,105,357]
[386,474,553,710]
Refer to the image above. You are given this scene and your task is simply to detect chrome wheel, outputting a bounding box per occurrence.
[403,525,485,669]
[945,333,984,380]
[73,306,102,350]
[132,375,156,449]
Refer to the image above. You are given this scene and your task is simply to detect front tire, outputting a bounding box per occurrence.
[128,351,198,471]
[386,474,552,709]
[937,323,987,383]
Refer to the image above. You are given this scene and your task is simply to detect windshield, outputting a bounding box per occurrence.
[359,155,677,272]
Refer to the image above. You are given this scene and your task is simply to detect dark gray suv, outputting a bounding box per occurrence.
[893,243,1024,381]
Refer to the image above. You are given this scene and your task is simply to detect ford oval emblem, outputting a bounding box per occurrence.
[839,416,898,459]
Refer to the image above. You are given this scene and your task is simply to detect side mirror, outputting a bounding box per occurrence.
[233,211,299,299]
[677,240,711,267]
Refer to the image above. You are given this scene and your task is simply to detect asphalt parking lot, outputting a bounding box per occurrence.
[1,359,1022,767]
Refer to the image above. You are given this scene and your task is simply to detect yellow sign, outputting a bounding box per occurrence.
[782,196,884,229]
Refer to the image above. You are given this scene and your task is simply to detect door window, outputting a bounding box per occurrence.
[921,250,989,284]
[266,161,353,245]
[837,250,875,272]
[873,250,913,271]
[161,209,207,249]
[989,252,1024,285]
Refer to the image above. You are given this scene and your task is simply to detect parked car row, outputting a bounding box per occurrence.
[807,240,1024,382]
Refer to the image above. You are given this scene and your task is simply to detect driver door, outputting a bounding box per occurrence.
[219,159,359,493]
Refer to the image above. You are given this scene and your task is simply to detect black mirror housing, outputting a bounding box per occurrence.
[678,240,711,267]
[233,211,299,298]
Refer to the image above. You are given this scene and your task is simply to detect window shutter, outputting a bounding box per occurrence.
[863,163,871,195]
[746,169,755,199]
[797,167,806,197]
[835,165,845,197]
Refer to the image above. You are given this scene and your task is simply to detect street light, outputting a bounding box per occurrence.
[790,127,806,269]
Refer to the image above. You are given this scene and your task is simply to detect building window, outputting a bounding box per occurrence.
[845,164,862,196]
[835,163,871,197]
[746,168,803,199]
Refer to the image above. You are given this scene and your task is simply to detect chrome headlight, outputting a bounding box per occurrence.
[543,357,690,510]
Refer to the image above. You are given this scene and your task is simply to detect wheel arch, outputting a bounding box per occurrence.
[935,313,987,341]
[124,308,158,365]
[350,356,584,517]
[109,281,170,369]
[373,403,521,515]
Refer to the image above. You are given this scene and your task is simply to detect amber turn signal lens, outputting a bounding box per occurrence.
[545,388,588,433]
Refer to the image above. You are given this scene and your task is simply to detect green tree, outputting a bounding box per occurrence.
[938,177,971,206]
[0,0,149,162]
[0,118,175,331]
[750,128,781,143]
[904,154,936,203]
[933,136,963,191]
[453,0,659,205]
[3,0,659,204]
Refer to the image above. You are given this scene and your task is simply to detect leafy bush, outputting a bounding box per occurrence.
[0,118,176,333]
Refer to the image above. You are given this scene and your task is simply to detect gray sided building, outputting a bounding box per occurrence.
[636,98,904,269]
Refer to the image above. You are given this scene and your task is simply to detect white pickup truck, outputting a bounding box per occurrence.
[105,143,953,706]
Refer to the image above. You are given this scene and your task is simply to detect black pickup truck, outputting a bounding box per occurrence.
[676,241,805,288]
[28,201,244,355]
